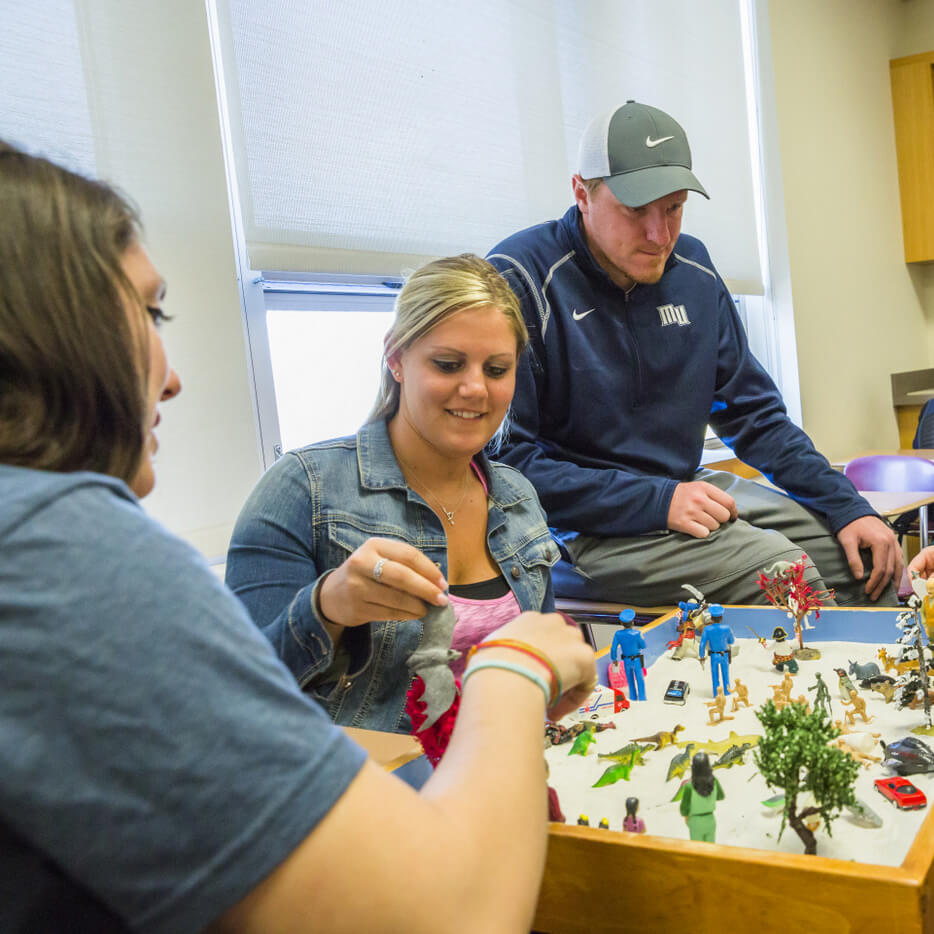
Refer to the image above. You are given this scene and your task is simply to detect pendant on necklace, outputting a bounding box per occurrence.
[443,510,455,525]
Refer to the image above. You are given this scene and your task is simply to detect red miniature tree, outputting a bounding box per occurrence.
[757,555,833,651]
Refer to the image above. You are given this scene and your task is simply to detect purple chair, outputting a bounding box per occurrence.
[843,455,934,547]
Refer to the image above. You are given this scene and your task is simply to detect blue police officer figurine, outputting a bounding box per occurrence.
[610,608,646,701]
[698,604,734,696]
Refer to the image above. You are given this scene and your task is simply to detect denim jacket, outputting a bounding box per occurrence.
[226,419,558,732]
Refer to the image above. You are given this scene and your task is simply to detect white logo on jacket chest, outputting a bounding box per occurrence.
[657,303,690,326]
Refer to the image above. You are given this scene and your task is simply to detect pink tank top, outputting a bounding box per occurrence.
[447,459,521,677]
[448,589,522,678]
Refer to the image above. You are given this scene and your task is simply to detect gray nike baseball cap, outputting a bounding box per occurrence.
[578,101,709,207]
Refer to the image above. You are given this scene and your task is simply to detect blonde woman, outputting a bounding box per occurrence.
[0,144,596,932]
[227,254,561,731]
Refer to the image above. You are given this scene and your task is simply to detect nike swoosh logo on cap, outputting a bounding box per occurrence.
[572,308,595,321]
[646,135,674,148]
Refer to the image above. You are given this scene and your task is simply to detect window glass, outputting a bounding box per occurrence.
[266,307,394,451]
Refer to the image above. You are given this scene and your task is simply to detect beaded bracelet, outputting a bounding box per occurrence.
[462,659,551,707]
[467,638,562,703]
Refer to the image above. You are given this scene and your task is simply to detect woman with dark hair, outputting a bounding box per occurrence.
[675,751,726,842]
[0,143,596,933]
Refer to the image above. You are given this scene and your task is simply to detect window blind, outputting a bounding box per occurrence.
[217,0,763,293]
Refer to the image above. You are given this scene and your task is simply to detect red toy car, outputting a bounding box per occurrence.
[874,776,928,810]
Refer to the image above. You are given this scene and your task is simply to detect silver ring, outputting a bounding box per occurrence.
[372,557,387,581]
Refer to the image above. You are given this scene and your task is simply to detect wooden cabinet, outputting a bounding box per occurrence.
[890,51,934,263]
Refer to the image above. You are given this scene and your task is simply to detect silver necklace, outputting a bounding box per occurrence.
[398,457,471,526]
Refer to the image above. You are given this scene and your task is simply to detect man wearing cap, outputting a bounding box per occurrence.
[487,101,900,608]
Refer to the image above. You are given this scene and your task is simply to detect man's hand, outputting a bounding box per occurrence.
[908,546,934,580]
[667,480,738,538]
[836,515,903,601]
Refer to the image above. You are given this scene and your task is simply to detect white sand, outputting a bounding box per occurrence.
[546,638,932,864]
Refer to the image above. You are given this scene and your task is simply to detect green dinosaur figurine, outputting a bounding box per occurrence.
[569,724,597,756]
[598,742,651,767]
[592,750,638,787]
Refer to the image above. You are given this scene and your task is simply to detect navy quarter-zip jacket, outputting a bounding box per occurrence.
[488,206,874,540]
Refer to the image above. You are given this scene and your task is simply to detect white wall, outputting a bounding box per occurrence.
[78,1,262,559]
[767,0,934,460]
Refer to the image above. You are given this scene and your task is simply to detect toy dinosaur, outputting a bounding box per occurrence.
[677,730,761,756]
[405,602,459,729]
[593,749,638,787]
[568,725,597,756]
[713,742,752,770]
[631,724,684,749]
[665,743,695,782]
[598,742,651,768]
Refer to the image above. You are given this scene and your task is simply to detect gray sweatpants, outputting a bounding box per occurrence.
[565,470,898,607]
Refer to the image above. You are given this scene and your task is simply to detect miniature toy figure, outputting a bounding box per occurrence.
[769,671,795,709]
[704,687,734,725]
[592,750,638,787]
[833,668,858,700]
[666,743,695,783]
[791,694,811,712]
[632,724,684,750]
[598,742,651,768]
[693,730,761,757]
[667,601,697,658]
[698,604,734,696]
[545,720,615,746]
[807,672,832,717]
[606,657,630,713]
[755,699,859,855]
[577,814,590,826]
[848,659,881,683]
[713,742,751,771]
[673,752,725,843]
[545,760,565,823]
[756,554,832,658]
[611,608,646,701]
[598,817,611,829]
[667,588,707,661]
[923,576,934,641]
[894,596,934,729]
[881,736,934,776]
[568,724,598,756]
[878,647,898,674]
[622,797,646,833]
[753,625,799,674]
[869,677,897,704]
[830,731,882,768]
[841,688,873,726]
[730,678,751,711]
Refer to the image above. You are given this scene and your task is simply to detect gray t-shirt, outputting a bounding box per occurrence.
[0,466,367,933]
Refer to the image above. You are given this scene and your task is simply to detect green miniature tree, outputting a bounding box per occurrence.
[754,699,859,855]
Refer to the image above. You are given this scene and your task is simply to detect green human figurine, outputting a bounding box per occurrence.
[808,672,832,718]
[673,751,725,843]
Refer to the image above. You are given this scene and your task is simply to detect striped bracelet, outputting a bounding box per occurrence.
[468,638,562,702]
[462,659,552,707]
